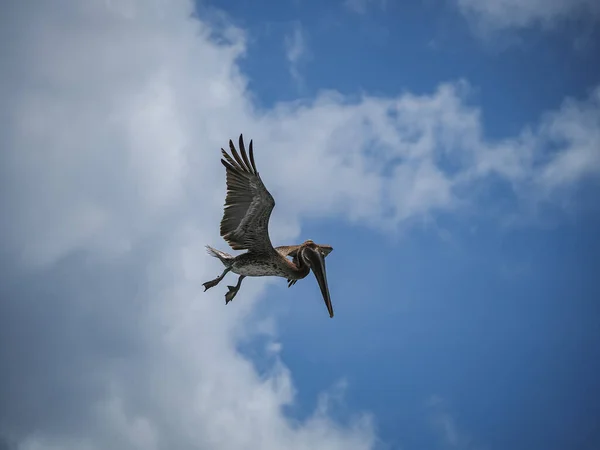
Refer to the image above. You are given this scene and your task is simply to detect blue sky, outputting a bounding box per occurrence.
[201,0,600,135]
[209,1,600,448]
[216,2,600,448]
[1,0,599,449]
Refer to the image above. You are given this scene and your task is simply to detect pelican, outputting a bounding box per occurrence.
[203,134,335,318]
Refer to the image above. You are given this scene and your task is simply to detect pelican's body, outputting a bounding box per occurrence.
[203,134,335,318]
[206,243,332,279]
[231,252,298,278]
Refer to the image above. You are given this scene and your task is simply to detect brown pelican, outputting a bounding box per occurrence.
[203,134,335,318]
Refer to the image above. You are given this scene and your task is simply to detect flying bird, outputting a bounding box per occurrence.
[203,134,335,318]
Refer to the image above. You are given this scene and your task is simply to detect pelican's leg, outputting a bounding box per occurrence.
[225,275,246,304]
[202,268,231,291]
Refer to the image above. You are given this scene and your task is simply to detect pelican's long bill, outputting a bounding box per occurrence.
[305,247,334,318]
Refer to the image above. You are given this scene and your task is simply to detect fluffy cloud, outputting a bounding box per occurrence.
[0,0,599,449]
[455,0,600,30]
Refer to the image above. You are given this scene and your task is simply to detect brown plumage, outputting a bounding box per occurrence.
[219,136,275,252]
[203,134,335,318]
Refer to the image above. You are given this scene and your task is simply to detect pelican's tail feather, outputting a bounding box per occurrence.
[205,245,234,267]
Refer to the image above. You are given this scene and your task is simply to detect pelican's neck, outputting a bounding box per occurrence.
[287,247,310,279]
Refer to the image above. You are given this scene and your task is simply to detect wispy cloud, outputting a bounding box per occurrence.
[427,396,484,449]
[343,0,387,15]
[455,0,600,30]
[284,22,308,87]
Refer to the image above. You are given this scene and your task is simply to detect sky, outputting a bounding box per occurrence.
[0,0,599,449]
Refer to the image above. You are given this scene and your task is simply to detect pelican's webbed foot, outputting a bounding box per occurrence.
[203,268,231,292]
[225,275,246,304]
[224,286,237,304]
[203,279,220,291]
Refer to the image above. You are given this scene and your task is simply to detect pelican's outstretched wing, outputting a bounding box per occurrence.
[219,134,276,253]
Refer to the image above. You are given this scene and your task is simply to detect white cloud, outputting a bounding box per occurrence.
[0,0,599,449]
[456,0,600,30]
[0,1,374,449]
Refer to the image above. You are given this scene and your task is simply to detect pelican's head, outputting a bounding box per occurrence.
[302,240,333,257]
[299,240,334,318]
